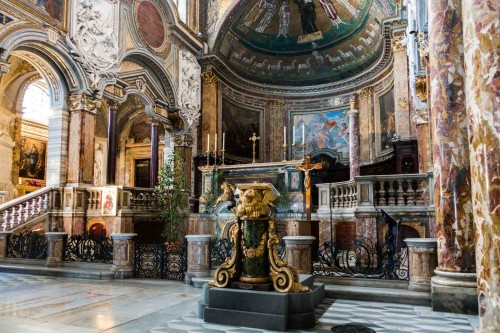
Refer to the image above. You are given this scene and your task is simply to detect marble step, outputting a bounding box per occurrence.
[324,284,431,305]
[0,258,114,280]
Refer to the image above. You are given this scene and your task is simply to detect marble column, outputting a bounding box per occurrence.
[46,108,70,186]
[462,0,500,329]
[185,234,211,284]
[428,0,476,314]
[283,236,315,274]
[45,232,67,267]
[111,233,137,278]
[150,121,160,188]
[66,94,99,186]
[405,238,438,291]
[348,100,360,179]
[0,232,11,261]
[392,35,411,139]
[106,100,118,184]
[201,69,218,155]
[357,87,373,164]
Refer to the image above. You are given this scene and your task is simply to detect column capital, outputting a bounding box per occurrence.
[356,87,372,99]
[268,100,286,110]
[0,61,10,75]
[392,36,407,52]
[107,99,120,110]
[67,94,101,114]
[201,70,218,85]
[173,134,193,147]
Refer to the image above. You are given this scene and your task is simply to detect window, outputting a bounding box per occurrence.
[172,0,188,23]
[22,80,51,125]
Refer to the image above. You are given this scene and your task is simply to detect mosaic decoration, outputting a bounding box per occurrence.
[292,109,349,161]
[215,0,397,85]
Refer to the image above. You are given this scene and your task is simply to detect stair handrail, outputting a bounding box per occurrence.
[0,186,54,211]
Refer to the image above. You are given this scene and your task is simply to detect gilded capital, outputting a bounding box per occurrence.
[356,87,372,100]
[268,100,285,110]
[392,36,407,52]
[415,75,428,102]
[67,94,101,113]
[202,71,218,84]
[173,134,193,146]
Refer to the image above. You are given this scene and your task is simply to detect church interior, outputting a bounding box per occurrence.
[0,0,497,332]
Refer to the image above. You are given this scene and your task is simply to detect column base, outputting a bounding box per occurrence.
[431,270,478,314]
[111,267,134,279]
[45,260,63,268]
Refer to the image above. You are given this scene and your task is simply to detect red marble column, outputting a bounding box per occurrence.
[66,94,99,185]
[428,0,476,314]
[462,0,500,329]
[348,100,360,179]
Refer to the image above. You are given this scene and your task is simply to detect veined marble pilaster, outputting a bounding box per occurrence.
[357,87,374,163]
[392,35,411,139]
[46,111,69,186]
[66,94,99,185]
[348,100,360,179]
[428,0,474,274]
[269,100,286,162]
[462,0,500,330]
[201,70,218,155]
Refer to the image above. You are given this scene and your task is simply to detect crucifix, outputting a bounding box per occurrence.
[296,154,323,221]
[249,132,260,164]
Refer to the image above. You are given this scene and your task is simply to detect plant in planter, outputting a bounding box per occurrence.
[155,151,188,243]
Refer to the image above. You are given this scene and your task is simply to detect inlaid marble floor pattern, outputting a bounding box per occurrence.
[0,273,478,333]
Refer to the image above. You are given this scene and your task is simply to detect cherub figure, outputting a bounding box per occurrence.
[215,182,235,207]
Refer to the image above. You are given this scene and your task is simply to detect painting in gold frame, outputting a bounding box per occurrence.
[11,0,67,30]
[19,137,47,181]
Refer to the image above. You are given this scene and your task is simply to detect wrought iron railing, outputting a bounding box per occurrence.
[7,230,47,259]
[210,238,233,270]
[134,242,187,280]
[64,232,113,264]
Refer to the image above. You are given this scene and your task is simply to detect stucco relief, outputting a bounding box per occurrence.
[178,50,201,132]
[67,0,120,89]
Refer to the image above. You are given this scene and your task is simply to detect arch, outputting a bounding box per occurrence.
[0,25,90,107]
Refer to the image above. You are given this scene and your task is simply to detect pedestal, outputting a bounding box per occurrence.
[45,232,67,267]
[404,238,437,291]
[240,218,270,284]
[111,233,137,279]
[0,231,11,261]
[283,236,315,274]
[185,234,211,285]
[431,270,478,314]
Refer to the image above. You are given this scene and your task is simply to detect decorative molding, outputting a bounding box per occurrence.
[268,100,285,110]
[178,49,201,131]
[415,75,427,102]
[67,0,120,90]
[67,94,101,114]
[0,60,10,75]
[392,35,407,52]
[356,87,372,99]
[45,27,59,46]
[398,98,408,109]
[201,70,218,84]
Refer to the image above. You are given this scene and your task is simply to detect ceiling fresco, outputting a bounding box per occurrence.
[215,0,397,85]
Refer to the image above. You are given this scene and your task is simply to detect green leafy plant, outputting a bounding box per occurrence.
[202,172,223,213]
[155,151,188,242]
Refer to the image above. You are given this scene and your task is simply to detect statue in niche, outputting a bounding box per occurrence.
[294,0,318,35]
[278,1,291,38]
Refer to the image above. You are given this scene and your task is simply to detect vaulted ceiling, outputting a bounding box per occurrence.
[215,0,397,86]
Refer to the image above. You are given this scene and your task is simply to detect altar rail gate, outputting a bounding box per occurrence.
[133,242,187,280]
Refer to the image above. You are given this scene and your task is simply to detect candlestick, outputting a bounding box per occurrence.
[292,126,296,145]
[207,133,210,153]
[302,124,305,144]
[283,126,286,146]
[282,144,287,162]
[215,133,218,155]
[221,149,226,165]
[222,132,226,151]
[301,142,306,160]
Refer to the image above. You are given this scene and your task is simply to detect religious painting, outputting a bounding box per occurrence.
[379,87,396,150]
[19,137,47,181]
[101,187,117,216]
[14,0,66,28]
[292,109,349,162]
[135,0,170,54]
[221,98,262,161]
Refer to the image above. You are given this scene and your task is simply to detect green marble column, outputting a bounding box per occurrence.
[240,218,270,283]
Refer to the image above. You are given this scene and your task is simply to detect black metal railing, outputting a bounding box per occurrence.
[277,239,286,262]
[210,238,233,270]
[64,232,113,264]
[7,231,47,259]
[134,241,187,280]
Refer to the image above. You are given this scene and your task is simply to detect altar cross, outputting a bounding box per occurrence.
[296,154,323,221]
[249,132,260,164]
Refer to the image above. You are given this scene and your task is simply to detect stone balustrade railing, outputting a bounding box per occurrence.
[0,187,59,232]
[317,173,433,213]
[86,186,159,214]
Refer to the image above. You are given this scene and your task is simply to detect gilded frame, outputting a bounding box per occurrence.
[9,0,68,31]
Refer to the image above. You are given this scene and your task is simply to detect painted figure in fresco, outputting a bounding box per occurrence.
[294,0,318,35]
[28,144,39,176]
[319,0,344,28]
[337,0,360,18]
[36,0,63,21]
[243,0,268,28]
[255,0,276,33]
[278,1,291,38]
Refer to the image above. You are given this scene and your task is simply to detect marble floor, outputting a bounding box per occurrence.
[0,273,478,333]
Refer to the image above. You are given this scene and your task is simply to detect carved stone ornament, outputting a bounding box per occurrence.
[268,100,285,110]
[357,87,372,99]
[173,133,194,147]
[392,35,407,52]
[179,50,201,129]
[415,75,428,102]
[46,27,59,46]
[201,70,218,84]
[0,61,9,75]
[67,94,101,114]
[67,0,120,89]
[411,108,429,125]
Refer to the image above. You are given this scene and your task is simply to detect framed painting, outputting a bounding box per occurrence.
[291,109,349,162]
[12,0,67,30]
[19,137,47,181]
[101,187,117,216]
[221,97,263,161]
[378,87,396,151]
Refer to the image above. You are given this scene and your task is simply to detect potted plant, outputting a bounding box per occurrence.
[155,151,188,243]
